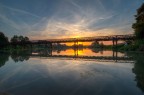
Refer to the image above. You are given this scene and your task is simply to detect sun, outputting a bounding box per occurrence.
[76,36,80,38]
[73,35,80,38]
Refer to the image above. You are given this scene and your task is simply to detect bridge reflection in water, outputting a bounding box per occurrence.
[30,48,134,63]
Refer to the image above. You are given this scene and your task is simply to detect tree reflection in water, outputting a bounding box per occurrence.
[91,48,103,54]
[10,50,31,62]
[130,53,144,92]
[0,52,9,67]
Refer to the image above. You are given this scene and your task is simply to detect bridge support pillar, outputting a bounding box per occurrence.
[48,42,52,49]
[116,39,117,45]
[74,41,78,48]
[30,44,33,49]
[50,49,52,56]
[112,39,115,47]
[112,37,118,48]
[113,50,118,62]
[74,41,78,57]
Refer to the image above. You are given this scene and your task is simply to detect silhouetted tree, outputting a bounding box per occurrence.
[10,35,30,48]
[91,41,99,46]
[10,35,19,43]
[0,32,9,48]
[132,3,144,39]
[90,41,103,48]
[24,37,29,42]
[11,35,29,43]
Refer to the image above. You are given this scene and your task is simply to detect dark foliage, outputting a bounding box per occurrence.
[0,52,9,68]
[132,3,144,39]
[11,35,29,44]
[0,32,9,48]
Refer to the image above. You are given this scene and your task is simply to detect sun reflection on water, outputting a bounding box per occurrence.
[52,48,125,57]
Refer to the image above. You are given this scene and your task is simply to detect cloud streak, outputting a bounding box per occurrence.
[0,3,46,36]
[28,0,118,39]
[0,0,142,39]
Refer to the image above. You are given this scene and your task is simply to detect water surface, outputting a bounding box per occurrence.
[0,48,144,95]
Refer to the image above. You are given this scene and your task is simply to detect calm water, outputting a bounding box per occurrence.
[0,48,144,95]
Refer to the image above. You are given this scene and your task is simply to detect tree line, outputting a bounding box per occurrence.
[0,32,30,48]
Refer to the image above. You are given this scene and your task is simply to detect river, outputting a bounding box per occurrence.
[0,48,144,95]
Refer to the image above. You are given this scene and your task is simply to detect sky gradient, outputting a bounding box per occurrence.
[0,0,143,40]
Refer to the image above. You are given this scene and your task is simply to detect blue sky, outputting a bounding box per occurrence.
[0,0,143,40]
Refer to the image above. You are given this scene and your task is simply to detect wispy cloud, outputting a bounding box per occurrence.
[28,0,117,39]
[0,3,45,37]
[0,3,41,19]
[0,0,142,39]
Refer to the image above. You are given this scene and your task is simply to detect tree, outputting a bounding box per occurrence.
[10,35,30,48]
[10,35,19,43]
[11,35,29,43]
[0,32,9,48]
[91,41,100,48]
[24,37,29,42]
[132,3,144,39]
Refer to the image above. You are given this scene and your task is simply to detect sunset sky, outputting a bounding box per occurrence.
[0,0,143,40]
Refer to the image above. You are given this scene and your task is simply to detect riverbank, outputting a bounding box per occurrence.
[117,40,144,51]
[0,39,144,52]
[100,39,144,52]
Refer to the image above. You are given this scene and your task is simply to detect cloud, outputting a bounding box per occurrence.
[0,3,41,19]
[0,0,141,40]
[28,0,117,39]
[0,3,46,37]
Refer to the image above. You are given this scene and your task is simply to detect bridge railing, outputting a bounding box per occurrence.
[30,34,135,43]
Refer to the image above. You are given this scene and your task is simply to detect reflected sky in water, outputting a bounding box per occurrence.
[0,58,141,95]
[0,50,144,95]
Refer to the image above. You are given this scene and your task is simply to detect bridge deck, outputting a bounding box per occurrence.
[31,34,135,43]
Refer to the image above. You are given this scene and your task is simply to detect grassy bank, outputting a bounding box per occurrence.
[118,40,144,51]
